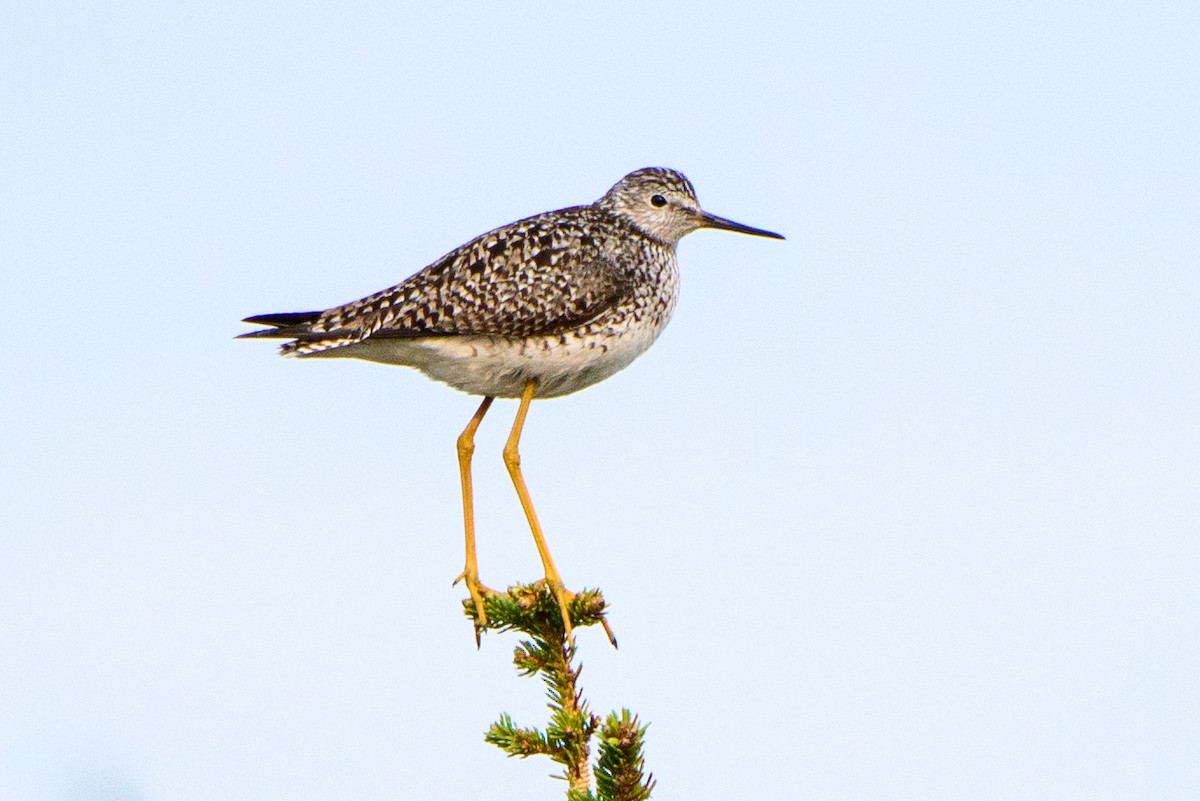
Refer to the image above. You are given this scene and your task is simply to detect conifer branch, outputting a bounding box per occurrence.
[594,710,655,801]
[466,583,654,801]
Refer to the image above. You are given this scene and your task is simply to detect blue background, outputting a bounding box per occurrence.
[2,2,1197,799]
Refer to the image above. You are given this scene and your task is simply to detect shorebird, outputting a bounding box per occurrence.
[240,167,783,644]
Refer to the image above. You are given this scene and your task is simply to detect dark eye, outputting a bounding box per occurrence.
[650,194,667,208]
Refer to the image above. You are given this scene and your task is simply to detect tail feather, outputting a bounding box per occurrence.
[237,311,323,340]
[243,311,322,327]
[239,309,360,357]
[281,336,361,356]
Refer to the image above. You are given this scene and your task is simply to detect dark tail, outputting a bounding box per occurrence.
[237,311,322,339]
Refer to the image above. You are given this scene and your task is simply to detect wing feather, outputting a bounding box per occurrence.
[313,209,632,339]
[240,207,637,357]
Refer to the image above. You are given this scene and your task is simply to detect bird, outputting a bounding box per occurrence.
[240,167,784,645]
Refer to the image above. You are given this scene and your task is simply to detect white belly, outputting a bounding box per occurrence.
[323,323,664,399]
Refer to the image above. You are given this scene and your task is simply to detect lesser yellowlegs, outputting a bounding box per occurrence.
[240,168,784,644]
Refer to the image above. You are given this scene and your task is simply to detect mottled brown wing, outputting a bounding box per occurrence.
[311,210,634,341]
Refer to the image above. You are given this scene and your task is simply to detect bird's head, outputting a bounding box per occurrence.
[597,167,784,246]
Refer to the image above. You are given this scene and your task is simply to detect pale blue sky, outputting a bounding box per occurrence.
[2,2,1198,799]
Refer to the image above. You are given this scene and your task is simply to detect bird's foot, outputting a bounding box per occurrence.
[453,570,497,646]
[460,580,617,649]
[530,579,618,650]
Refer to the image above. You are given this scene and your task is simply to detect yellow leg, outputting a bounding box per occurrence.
[454,395,495,642]
[502,379,580,643]
[502,380,616,647]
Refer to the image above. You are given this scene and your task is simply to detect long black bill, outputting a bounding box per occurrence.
[699,211,785,240]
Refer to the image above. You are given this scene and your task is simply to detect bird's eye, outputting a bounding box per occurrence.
[650,194,667,208]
